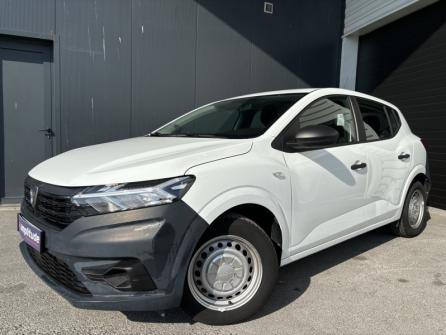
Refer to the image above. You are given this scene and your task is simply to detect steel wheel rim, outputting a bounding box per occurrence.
[187,235,263,312]
[408,190,425,229]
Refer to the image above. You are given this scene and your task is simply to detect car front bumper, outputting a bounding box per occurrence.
[19,200,208,311]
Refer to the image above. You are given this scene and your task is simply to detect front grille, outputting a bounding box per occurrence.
[27,246,91,296]
[24,180,86,228]
[36,191,82,225]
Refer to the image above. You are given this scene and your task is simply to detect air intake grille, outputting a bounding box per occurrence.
[28,246,91,296]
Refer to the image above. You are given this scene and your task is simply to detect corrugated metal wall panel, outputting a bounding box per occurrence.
[356,1,446,209]
[195,1,252,105]
[248,0,315,93]
[195,0,344,104]
[249,0,344,91]
[340,0,439,90]
[0,0,55,35]
[344,0,424,35]
[0,0,345,151]
[56,0,132,150]
[131,0,197,135]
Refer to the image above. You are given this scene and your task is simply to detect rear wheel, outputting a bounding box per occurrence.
[182,213,279,325]
[391,181,428,237]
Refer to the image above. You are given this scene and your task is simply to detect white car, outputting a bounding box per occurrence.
[18,88,430,325]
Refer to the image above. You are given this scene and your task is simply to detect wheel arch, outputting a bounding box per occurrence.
[215,204,283,260]
[195,188,290,261]
[410,172,431,192]
[398,165,429,215]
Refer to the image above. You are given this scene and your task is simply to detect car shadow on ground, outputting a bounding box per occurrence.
[123,225,397,324]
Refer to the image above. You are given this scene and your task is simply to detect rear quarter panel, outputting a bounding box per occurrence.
[394,113,427,215]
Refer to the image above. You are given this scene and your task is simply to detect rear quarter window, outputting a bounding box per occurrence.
[387,107,402,135]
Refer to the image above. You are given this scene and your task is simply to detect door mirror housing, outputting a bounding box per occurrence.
[285,125,339,152]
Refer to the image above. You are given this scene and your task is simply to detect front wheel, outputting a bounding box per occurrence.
[182,214,279,325]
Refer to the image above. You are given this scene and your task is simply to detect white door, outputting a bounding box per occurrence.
[355,98,413,221]
[281,96,370,254]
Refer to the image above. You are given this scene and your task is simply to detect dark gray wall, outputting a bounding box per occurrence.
[0,0,344,152]
[56,0,133,149]
[0,0,55,36]
[131,0,197,136]
[356,0,446,209]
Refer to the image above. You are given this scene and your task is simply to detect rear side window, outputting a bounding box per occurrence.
[387,107,402,135]
[356,98,392,141]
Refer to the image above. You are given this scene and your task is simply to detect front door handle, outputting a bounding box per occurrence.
[398,152,410,160]
[351,161,367,170]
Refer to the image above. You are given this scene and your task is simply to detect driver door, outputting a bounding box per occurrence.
[281,96,370,254]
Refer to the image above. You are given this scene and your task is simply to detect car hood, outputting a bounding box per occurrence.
[29,136,253,187]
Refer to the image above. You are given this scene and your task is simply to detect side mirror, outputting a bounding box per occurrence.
[285,125,339,151]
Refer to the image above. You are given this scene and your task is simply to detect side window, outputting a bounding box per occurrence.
[297,96,357,144]
[356,98,392,141]
[387,107,402,135]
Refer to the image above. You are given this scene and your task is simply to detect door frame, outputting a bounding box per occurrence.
[270,94,370,251]
[0,35,57,203]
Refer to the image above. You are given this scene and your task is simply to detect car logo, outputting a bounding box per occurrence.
[29,186,39,208]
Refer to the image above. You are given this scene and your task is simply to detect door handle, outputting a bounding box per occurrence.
[398,152,410,160]
[351,161,367,170]
[39,128,55,139]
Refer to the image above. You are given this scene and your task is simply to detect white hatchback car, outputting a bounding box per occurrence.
[18,88,430,325]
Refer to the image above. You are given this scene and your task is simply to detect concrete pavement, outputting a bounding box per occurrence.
[1,208,445,334]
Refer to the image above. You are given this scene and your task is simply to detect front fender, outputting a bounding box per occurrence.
[191,186,291,260]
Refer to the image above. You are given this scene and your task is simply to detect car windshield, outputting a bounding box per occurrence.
[150,94,306,139]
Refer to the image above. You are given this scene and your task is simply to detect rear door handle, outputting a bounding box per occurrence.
[398,153,410,160]
[351,161,367,170]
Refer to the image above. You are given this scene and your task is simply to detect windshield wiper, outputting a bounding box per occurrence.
[149,132,229,138]
[183,134,225,138]
[148,132,172,137]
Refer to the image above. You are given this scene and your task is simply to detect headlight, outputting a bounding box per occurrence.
[72,176,195,214]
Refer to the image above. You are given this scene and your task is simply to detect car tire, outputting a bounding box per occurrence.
[182,213,279,325]
[390,181,428,238]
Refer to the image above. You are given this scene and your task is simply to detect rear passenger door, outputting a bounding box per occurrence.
[353,97,413,220]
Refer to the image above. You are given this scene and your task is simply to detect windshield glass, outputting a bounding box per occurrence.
[150,93,306,139]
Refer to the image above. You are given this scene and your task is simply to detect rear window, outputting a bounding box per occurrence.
[356,98,392,141]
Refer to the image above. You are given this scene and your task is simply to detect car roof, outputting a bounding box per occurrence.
[223,88,399,111]
[225,88,317,100]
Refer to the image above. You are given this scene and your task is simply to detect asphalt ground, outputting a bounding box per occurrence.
[1,207,445,334]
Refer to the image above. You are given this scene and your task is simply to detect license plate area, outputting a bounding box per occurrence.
[17,214,44,252]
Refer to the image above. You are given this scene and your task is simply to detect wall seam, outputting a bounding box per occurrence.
[249,17,253,92]
[193,2,199,107]
[56,0,63,152]
[129,0,133,136]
